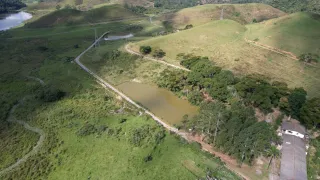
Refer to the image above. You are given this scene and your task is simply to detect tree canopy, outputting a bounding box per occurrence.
[0,0,26,14]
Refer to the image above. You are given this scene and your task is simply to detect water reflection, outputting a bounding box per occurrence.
[0,11,32,31]
[117,82,198,125]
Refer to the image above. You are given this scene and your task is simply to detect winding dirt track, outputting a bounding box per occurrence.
[0,79,45,176]
[76,33,250,180]
[124,44,190,71]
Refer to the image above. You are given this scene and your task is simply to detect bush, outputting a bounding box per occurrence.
[37,86,65,102]
[184,24,193,29]
[38,46,48,52]
[143,154,153,162]
[77,124,97,136]
[139,46,152,54]
[299,53,319,63]
[187,90,203,105]
[152,48,166,58]
[125,25,143,32]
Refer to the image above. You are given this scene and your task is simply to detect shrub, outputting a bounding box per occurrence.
[152,48,166,58]
[125,25,143,32]
[252,18,257,23]
[299,53,319,63]
[184,24,193,29]
[38,46,48,52]
[139,46,152,54]
[119,118,127,123]
[37,86,65,102]
[143,154,153,162]
[77,124,97,136]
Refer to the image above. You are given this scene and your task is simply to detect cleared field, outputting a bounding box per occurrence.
[162,3,286,28]
[134,19,320,97]
[245,12,320,56]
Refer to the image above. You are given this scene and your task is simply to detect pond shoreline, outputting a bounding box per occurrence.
[0,11,32,31]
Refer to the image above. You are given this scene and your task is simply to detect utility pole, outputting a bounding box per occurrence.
[94,28,100,47]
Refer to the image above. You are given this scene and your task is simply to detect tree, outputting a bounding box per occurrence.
[266,145,280,169]
[184,24,193,29]
[189,102,229,145]
[0,0,26,14]
[235,75,278,112]
[139,46,152,54]
[56,4,61,10]
[187,90,203,105]
[300,98,320,128]
[234,121,276,165]
[36,86,65,102]
[288,88,307,118]
[299,53,319,64]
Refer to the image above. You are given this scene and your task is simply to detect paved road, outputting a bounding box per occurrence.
[280,134,307,180]
[0,79,46,176]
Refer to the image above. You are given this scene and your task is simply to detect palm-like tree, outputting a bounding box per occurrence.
[267,145,280,169]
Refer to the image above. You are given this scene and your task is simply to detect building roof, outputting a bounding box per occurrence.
[282,121,306,134]
[280,134,307,180]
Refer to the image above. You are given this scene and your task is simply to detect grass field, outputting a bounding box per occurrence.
[0,4,240,179]
[245,12,320,56]
[134,17,320,97]
[161,3,286,29]
[26,4,143,28]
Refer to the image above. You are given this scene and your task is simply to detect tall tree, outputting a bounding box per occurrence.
[288,88,307,118]
[189,101,229,144]
[266,145,280,169]
[300,98,320,128]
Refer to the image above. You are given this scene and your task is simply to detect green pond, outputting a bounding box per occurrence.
[117,82,198,125]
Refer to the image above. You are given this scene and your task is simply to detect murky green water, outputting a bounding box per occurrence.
[117,82,198,125]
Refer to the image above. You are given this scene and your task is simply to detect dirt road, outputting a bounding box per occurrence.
[124,44,190,72]
[76,33,250,180]
[0,79,46,176]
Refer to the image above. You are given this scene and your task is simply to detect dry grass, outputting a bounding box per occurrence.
[161,3,286,28]
[134,19,320,97]
[245,12,320,56]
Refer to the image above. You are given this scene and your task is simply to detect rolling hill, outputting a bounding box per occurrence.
[26,4,142,28]
[245,12,320,56]
[133,16,320,97]
[162,3,286,28]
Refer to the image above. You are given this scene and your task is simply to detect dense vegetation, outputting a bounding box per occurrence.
[126,0,319,14]
[307,136,320,179]
[187,101,279,164]
[0,0,26,14]
[155,53,319,164]
[0,7,241,179]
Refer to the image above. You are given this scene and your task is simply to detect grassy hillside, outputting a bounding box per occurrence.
[0,10,240,179]
[162,3,285,28]
[27,4,142,28]
[134,19,320,97]
[245,12,320,56]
